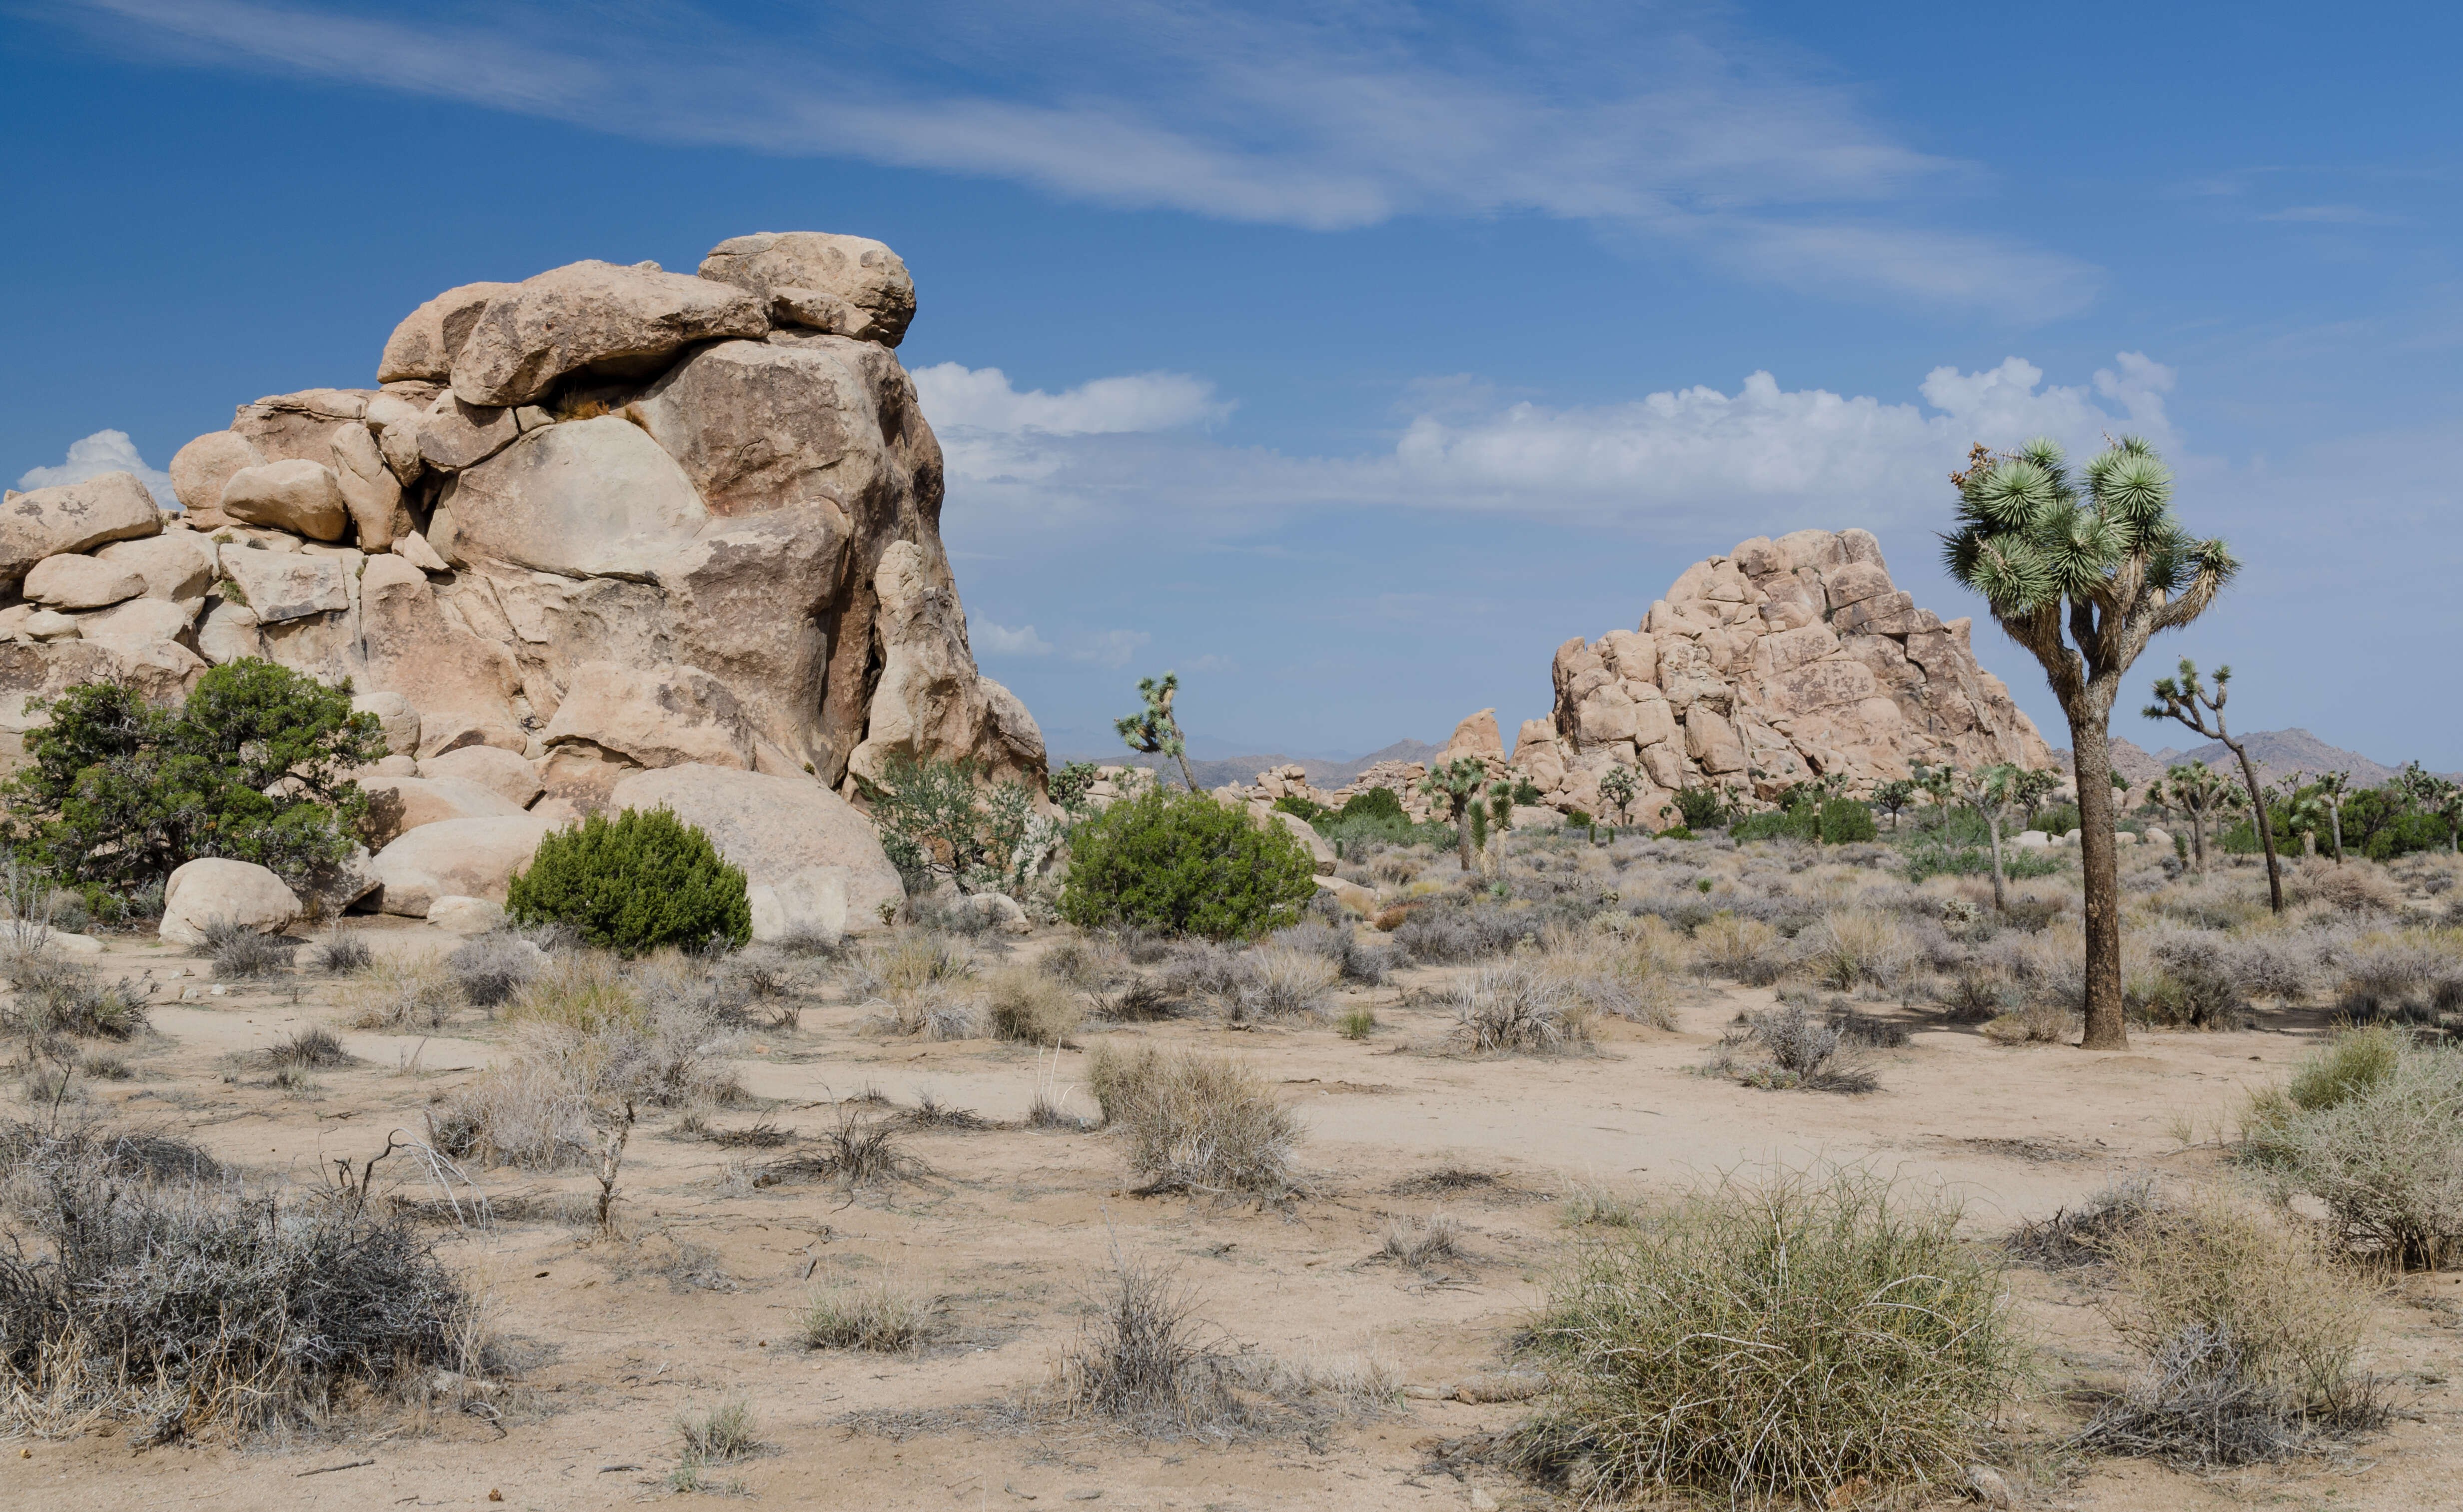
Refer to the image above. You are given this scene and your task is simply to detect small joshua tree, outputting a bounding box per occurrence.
[1598,764,1639,829]
[1911,760,1958,831]
[1870,778,1916,831]
[1944,436,2235,1050]
[2153,761,2238,873]
[2007,767,2064,827]
[2308,769,2351,863]
[2145,660,2281,914]
[1949,763,2022,916]
[1419,757,1489,872]
[1116,672,1200,793]
[2395,761,2463,854]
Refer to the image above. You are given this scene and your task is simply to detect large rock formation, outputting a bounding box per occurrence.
[1219,529,2053,832]
[0,233,1039,921]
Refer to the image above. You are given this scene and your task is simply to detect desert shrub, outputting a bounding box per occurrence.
[1694,911,1787,985]
[506,807,750,953]
[1710,1002,1876,1092]
[1225,944,1338,1022]
[1447,964,1595,1054]
[1531,929,1676,1030]
[801,1277,938,1352]
[1803,908,1912,990]
[1819,798,1878,843]
[200,919,296,979]
[2078,1191,2384,1464]
[262,1024,350,1070]
[1270,919,1392,986]
[855,930,981,1038]
[984,965,1084,1045]
[766,1105,928,1191]
[0,1125,477,1439]
[2286,857,2402,914]
[313,926,372,975]
[1513,1168,2023,1503]
[1085,1042,1300,1195]
[2333,933,2463,1026]
[1059,788,1317,941]
[1376,1215,1465,1269]
[1042,935,1127,990]
[447,931,544,1008]
[1394,900,1549,963]
[2006,1175,2161,1269]
[1982,1001,2077,1045]
[1059,1257,1245,1432]
[2242,1030,2463,1267]
[341,952,456,1030]
[0,661,388,907]
[675,1399,760,1466]
[0,952,146,1041]
[1728,806,1819,844]
[859,750,1054,896]
[2128,936,2250,1029]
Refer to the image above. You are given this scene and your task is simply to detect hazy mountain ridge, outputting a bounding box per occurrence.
[2055,729,2461,792]
[1050,738,1445,793]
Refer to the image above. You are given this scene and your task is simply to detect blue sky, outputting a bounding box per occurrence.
[4,2,2458,766]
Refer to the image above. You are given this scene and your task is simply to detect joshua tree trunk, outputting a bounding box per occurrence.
[2327,799,2343,863]
[2065,695,2128,1050]
[2187,809,2207,871]
[2219,738,2284,913]
[1984,808,2010,915]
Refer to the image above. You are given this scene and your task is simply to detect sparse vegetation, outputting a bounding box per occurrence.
[983,964,1085,1044]
[1087,1042,1301,1195]
[1513,1167,2023,1504]
[2242,1027,2463,1267]
[801,1277,938,1352]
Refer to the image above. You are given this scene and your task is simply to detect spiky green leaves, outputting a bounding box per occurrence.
[1944,437,2213,615]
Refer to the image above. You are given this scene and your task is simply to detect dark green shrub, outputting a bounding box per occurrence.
[1272,793,1331,825]
[1730,807,1820,844]
[1,660,386,905]
[1511,777,1543,806]
[2035,802,2081,836]
[1059,788,1317,940]
[506,807,751,952]
[1335,786,1407,824]
[1817,798,1878,843]
[1670,786,1727,830]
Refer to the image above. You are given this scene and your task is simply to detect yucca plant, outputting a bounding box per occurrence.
[1942,436,2235,1049]
[1419,756,1490,872]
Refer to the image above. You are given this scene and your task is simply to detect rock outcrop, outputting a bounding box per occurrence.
[1219,529,2053,832]
[0,232,1045,922]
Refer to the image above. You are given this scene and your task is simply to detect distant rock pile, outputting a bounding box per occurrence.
[0,232,1043,925]
[1511,528,2053,824]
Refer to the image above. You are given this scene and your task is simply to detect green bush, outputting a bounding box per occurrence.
[1334,785,1407,825]
[506,807,751,952]
[1670,786,1727,830]
[2035,801,2081,836]
[1729,807,1820,843]
[857,751,1047,895]
[1899,834,2068,884]
[1272,793,1331,825]
[1059,787,1317,940]
[1817,797,1878,843]
[2243,1028,2463,1267]
[1,659,386,907]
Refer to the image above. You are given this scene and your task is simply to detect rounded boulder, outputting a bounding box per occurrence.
[160,858,302,947]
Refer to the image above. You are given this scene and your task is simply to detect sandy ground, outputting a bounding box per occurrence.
[7,920,2460,1512]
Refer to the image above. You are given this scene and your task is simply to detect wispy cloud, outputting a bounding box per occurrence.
[970,618,1053,657]
[53,0,2097,316]
[937,352,2182,546]
[1070,629,1152,669]
[914,365,1230,435]
[15,429,174,507]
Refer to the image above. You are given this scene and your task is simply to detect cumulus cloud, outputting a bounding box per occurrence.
[58,0,2097,316]
[937,352,2183,544]
[970,619,1053,657]
[15,430,175,508]
[914,365,1230,435]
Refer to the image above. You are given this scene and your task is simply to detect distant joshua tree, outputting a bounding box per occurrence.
[1949,763,2023,916]
[1598,764,1639,829]
[2152,761,2239,873]
[2145,660,2281,914]
[1419,756,1490,872]
[1116,672,1200,793]
[1870,778,1917,831]
[1943,436,2235,1051]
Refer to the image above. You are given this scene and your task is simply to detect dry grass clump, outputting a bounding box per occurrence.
[672,1399,760,1489]
[983,966,1085,1045]
[2332,930,2463,1027]
[1270,920,1394,986]
[2285,857,2402,915]
[1512,1167,2023,1504]
[1058,1257,1248,1434]
[0,1121,481,1441]
[2242,1027,2463,1267]
[198,919,297,979]
[1227,944,1338,1022]
[1707,1002,1877,1092]
[1446,963,1596,1054]
[854,930,983,1039]
[766,1104,929,1192]
[260,1024,350,1070]
[1803,908,1915,991]
[313,926,373,975]
[446,930,545,1008]
[340,952,457,1030]
[1530,924,1676,1030]
[500,950,642,1033]
[0,950,146,1041]
[1375,1214,1465,1268]
[800,1276,940,1352]
[2006,1175,2161,1269]
[1982,1000,2077,1046]
[2076,1191,2385,1465]
[1087,1042,1301,1196]
[1694,911,1786,986]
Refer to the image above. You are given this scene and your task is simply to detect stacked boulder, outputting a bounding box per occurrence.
[1,232,1042,931]
[1516,529,2051,826]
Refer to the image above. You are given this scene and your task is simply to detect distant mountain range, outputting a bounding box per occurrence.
[1050,738,1445,792]
[2055,729,2461,791]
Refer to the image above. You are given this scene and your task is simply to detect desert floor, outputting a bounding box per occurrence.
[9,920,2459,1512]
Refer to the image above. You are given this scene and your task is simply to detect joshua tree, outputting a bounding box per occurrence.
[1944,436,2235,1050]
[2308,769,2351,863]
[2145,660,2281,914]
[1419,757,1490,872]
[1871,778,1916,831]
[1950,763,2022,915]
[1598,764,1639,828]
[1911,759,1958,830]
[2395,762,2463,854]
[2008,766,2064,827]
[1116,671,1199,793]
[2153,761,2238,873]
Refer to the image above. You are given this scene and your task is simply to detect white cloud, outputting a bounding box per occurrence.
[938,352,2184,543]
[59,0,2097,316]
[914,365,1230,435]
[15,429,175,508]
[970,619,1053,657]
[1071,629,1152,669]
